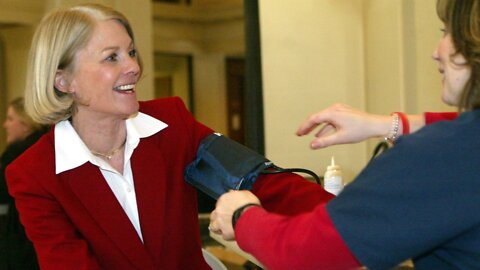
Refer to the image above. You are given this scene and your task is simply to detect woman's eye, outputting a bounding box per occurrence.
[440,28,448,36]
[129,49,137,58]
[106,53,118,62]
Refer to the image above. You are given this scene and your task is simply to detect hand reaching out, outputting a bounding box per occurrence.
[296,103,392,149]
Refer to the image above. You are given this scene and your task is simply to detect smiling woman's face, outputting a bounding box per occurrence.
[432,32,471,106]
[64,19,141,120]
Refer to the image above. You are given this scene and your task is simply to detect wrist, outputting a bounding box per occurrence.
[395,112,410,135]
[384,113,400,143]
[373,115,395,138]
[384,112,410,144]
[232,203,261,229]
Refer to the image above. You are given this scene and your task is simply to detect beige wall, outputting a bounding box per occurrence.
[0,26,33,103]
[260,0,450,182]
[365,0,449,115]
[260,0,367,181]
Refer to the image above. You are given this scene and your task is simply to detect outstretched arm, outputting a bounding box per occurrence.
[296,103,427,149]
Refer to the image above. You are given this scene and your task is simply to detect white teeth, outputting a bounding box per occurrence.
[114,84,135,91]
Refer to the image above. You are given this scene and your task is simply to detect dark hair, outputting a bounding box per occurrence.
[437,0,480,111]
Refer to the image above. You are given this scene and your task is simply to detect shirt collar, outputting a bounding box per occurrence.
[55,112,168,174]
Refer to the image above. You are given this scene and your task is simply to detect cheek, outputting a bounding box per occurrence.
[445,69,471,104]
[73,70,109,97]
[454,69,471,90]
[8,123,22,138]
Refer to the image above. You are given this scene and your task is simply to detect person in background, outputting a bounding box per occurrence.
[5,4,339,269]
[0,97,47,269]
[210,0,480,269]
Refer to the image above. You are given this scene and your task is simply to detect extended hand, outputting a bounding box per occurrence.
[296,103,391,149]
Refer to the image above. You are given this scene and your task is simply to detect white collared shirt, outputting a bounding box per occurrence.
[55,112,168,241]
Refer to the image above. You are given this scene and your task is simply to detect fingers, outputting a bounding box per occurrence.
[209,191,260,241]
[296,104,347,136]
[297,103,383,148]
[314,123,335,138]
[296,112,328,136]
[208,224,222,235]
[308,124,336,149]
[208,211,223,235]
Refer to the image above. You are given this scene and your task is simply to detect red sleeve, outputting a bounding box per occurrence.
[235,204,361,270]
[424,112,458,125]
[252,173,335,215]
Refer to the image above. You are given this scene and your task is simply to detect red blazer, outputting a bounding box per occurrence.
[7,97,350,269]
[6,98,213,270]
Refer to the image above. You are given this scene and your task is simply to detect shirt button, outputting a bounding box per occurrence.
[127,187,132,192]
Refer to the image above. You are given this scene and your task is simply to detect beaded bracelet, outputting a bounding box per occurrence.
[384,113,400,143]
[395,112,410,135]
[232,203,261,229]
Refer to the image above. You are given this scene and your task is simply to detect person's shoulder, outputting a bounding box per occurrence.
[422,110,480,134]
[8,129,55,173]
[138,97,191,122]
[399,110,480,150]
[139,97,187,113]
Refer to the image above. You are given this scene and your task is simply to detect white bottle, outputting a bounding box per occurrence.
[323,156,344,196]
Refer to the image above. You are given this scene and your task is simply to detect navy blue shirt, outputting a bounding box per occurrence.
[328,110,480,269]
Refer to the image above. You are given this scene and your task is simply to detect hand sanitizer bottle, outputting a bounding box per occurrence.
[323,156,343,196]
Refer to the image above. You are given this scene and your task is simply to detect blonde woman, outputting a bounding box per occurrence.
[6,3,336,269]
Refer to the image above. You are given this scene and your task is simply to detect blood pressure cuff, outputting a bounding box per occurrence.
[184,133,321,199]
[184,133,273,199]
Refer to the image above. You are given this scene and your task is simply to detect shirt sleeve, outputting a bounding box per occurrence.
[424,112,458,124]
[252,173,335,215]
[235,204,361,270]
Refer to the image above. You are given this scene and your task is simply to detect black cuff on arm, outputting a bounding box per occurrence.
[232,203,261,229]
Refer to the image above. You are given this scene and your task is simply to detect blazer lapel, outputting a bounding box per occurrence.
[131,138,166,264]
[63,163,154,269]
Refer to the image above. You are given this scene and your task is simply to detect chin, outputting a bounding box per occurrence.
[124,100,139,112]
[441,96,458,107]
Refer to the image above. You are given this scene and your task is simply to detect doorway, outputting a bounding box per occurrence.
[226,57,245,144]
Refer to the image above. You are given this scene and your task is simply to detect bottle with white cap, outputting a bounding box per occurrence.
[323,156,344,196]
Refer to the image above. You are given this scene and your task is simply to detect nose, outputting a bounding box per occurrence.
[432,44,440,62]
[125,56,140,76]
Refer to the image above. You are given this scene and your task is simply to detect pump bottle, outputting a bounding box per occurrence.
[323,156,344,196]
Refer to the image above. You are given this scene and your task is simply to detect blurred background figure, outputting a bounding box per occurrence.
[0,97,48,270]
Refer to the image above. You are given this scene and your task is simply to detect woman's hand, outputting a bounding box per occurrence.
[209,190,261,241]
[296,103,392,149]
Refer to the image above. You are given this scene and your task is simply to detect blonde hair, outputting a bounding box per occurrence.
[25,3,142,124]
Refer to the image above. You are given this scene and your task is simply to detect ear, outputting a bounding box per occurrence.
[54,70,71,93]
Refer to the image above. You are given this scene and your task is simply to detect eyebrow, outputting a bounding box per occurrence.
[101,41,134,53]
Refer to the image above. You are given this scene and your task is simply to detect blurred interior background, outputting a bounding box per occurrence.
[0,1,449,268]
